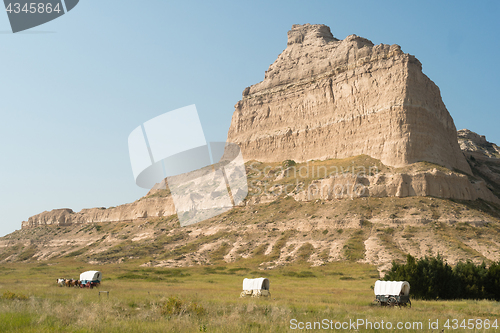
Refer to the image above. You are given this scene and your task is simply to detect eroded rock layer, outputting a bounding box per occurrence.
[227,24,471,174]
[21,197,176,228]
[292,169,500,204]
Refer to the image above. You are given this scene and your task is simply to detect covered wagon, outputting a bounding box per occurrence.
[374,280,411,307]
[80,271,102,289]
[240,278,270,298]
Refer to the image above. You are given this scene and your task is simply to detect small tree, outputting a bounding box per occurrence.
[282,160,296,169]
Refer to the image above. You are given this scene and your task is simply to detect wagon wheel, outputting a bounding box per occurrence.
[387,297,397,307]
[240,291,246,298]
[373,299,381,306]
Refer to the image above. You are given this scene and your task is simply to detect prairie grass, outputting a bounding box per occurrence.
[1,259,499,332]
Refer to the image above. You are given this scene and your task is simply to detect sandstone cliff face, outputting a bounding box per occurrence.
[21,196,176,228]
[22,25,500,230]
[227,24,471,174]
[458,129,500,159]
[292,169,500,204]
[458,129,500,199]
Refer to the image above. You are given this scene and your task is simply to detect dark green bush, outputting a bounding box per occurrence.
[384,254,500,300]
[282,160,297,169]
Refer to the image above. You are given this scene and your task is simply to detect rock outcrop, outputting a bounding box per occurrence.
[21,196,176,228]
[227,24,471,174]
[458,129,500,159]
[22,26,500,230]
[293,168,500,204]
[459,129,500,199]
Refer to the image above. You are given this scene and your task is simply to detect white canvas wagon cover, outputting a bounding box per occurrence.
[374,280,410,296]
[80,270,102,282]
[243,278,270,291]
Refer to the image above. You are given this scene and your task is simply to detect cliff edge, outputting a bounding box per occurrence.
[227,24,471,174]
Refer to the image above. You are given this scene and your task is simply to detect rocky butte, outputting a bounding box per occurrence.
[4,25,500,271]
[227,23,471,174]
[19,24,500,229]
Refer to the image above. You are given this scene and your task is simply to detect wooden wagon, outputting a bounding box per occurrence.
[374,280,411,307]
[79,270,102,289]
[240,278,270,298]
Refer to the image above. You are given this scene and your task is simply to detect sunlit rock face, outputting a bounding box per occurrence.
[227,24,471,174]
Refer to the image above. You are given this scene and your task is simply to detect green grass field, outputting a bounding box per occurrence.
[1,259,500,332]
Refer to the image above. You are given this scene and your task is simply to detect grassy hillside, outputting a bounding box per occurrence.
[2,155,500,273]
[2,195,500,275]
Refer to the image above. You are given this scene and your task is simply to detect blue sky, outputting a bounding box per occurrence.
[0,1,499,237]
